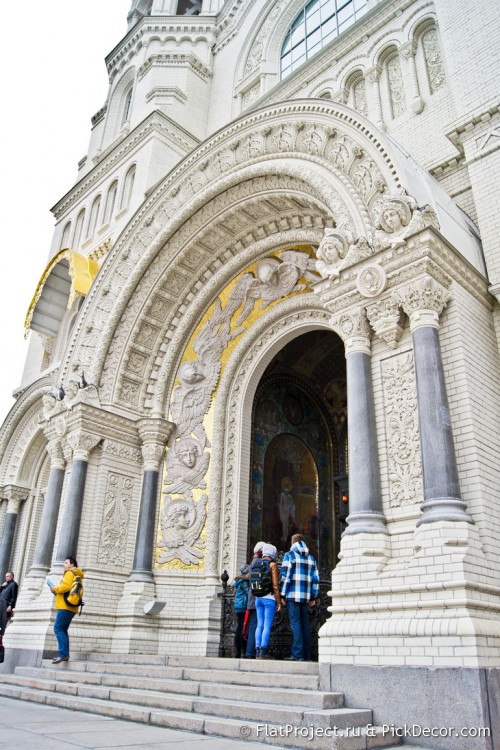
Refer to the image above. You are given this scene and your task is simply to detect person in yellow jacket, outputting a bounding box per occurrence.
[49,557,84,664]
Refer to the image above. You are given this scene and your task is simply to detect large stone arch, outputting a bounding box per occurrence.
[62,100,422,404]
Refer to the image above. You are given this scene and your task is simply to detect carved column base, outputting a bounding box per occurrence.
[319,521,500,668]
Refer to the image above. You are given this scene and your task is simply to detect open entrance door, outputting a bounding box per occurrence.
[248,330,348,579]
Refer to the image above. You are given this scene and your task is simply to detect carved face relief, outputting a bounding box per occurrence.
[176,438,201,468]
[382,207,404,233]
[178,361,205,386]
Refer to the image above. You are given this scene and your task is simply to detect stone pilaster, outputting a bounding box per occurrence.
[400,41,424,114]
[365,66,384,131]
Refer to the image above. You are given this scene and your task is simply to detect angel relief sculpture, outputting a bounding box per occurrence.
[315,228,374,279]
[227,251,319,328]
[159,249,320,564]
[157,496,207,565]
[373,191,439,250]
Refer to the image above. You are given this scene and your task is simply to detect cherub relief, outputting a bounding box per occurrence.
[315,228,374,279]
[373,192,439,250]
[157,495,207,565]
[164,437,209,495]
[230,251,319,327]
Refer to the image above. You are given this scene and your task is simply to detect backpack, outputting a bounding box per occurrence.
[233,579,249,612]
[250,559,273,597]
[63,574,85,615]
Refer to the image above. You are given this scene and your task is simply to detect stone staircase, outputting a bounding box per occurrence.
[0,654,430,750]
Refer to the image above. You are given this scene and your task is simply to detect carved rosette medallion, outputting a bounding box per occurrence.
[381,353,422,507]
[356,263,387,298]
[97,473,133,566]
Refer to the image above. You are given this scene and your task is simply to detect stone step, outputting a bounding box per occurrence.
[9,673,368,728]
[34,663,336,708]
[0,682,402,750]
[40,658,320,690]
[79,653,319,675]
[8,669,344,713]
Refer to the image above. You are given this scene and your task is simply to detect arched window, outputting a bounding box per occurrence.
[422,26,446,93]
[73,209,86,249]
[120,165,136,210]
[104,181,118,223]
[385,50,406,118]
[347,71,368,116]
[122,87,133,126]
[87,195,102,238]
[60,221,72,250]
[281,0,368,79]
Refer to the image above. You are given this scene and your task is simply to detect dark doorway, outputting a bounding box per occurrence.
[248,330,348,578]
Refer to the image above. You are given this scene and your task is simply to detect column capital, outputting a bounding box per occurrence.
[400,40,417,59]
[138,417,175,472]
[1,484,29,514]
[365,65,382,83]
[46,440,66,470]
[66,429,102,461]
[330,307,372,355]
[393,276,451,331]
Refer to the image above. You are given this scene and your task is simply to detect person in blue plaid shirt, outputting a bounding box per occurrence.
[280,533,319,661]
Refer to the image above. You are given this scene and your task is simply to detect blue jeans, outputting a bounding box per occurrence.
[255,597,276,649]
[54,609,75,658]
[245,609,257,657]
[287,600,312,660]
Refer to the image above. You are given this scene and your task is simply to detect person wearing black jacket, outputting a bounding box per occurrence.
[0,572,18,620]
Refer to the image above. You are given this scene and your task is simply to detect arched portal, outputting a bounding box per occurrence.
[249,330,347,577]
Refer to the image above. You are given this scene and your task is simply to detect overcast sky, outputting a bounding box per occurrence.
[0,1,131,422]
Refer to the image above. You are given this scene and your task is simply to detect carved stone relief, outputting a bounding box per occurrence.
[159,249,320,567]
[97,472,133,566]
[315,228,374,279]
[387,52,406,118]
[63,104,403,408]
[422,28,446,93]
[356,263,387,298]
[373,191,439,250]
[366,296,404,349]
[381,352,422,507]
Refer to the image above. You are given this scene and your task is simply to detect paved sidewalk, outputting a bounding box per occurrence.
[0,695,285,750]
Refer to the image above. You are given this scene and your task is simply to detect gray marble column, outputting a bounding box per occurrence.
[129,418,174,582]
[333,308,387,535]
[30,442,66,576]
[396,277,473,526]
[0,487,27,579]
[55,430,101,563]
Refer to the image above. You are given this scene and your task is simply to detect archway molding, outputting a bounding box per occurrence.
[62,100,409,404]
[207,292,334,576]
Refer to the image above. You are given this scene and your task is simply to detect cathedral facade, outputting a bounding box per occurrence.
[1,0,500,745]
